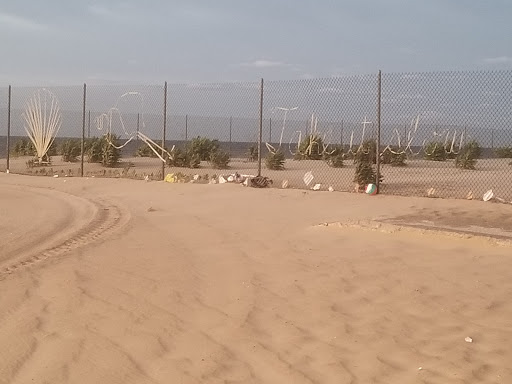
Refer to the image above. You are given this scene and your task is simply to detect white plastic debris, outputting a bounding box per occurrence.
[483,190,494,202]
[219,176,227,184]
[282,180,289,189]
[53,174,59,178]
[303,171,314,186]
[465,337,473,343]
[193,174,200,181]
[328,186,334,192]
[427,187,436,197]
[227,175,234,182]
[312,183,321,191]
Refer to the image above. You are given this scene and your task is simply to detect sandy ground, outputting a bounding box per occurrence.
[2,156,512,201]
[1,172,512,383]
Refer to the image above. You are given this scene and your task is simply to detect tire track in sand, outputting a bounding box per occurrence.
[1,198,128,280]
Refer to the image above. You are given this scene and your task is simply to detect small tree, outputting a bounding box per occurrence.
[60,139,81,162]
[495,147,512,158]
[381,147,407,167]
[85,137,103,163]
[136,145,159,158]
[294,134,324,160]
[323,145,344,168]
[12,138,35,157]
[455,140,481,170]
[354,139,377,164]
[265,150,285,170]
[189,137,220,161]
[424,141,447,161]
[166,147,200,168]
[353,146,382,189]
[101,134,121,168]
[247,144,259,162]
[209,150,231,169]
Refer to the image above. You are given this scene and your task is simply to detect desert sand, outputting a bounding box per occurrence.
[1,172,511,383]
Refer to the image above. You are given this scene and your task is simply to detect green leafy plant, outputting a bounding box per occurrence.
[353,145,383,188]
[455,140,481,170]
[12,138,35,157]
[294,134,324,160]
[209,149,230,169]
[424,141,447,161]
[247,144,259,162]
[323,145,344,168]
[135,144,159,158]
[60,139,81,162]
[381,147,407,167]
[189,137,220,161]
[495,146,512,158]
[166,147,200,168]
[101,134,121,167]
[265,150,285,170]
[85,137,103,163]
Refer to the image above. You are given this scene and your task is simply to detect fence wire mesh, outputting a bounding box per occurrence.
[0,87,7,172]
[381,71,512,199]
[263,75,378,191]
[1,70,511,201]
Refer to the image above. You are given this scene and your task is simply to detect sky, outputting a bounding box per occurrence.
[0,0,511,86]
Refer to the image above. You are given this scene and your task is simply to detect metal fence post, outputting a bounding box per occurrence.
[162,81,168,180]
[257,78,264,177]
[269,117,272,143]
[340,119,344,147]
[88,110,91,139]
[376,70,382,192]
[229,116,232,155]
[6,85,11,173]
[136,113,140,142]
[81,83,86,177]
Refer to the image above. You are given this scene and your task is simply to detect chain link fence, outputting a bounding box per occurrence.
[1,70,511,200]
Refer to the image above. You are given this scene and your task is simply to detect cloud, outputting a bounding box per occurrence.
[0,12,48,32]
[240,60,290,68]
[87,3,136,20]
[483,56,512,64]
[88,4,115,17]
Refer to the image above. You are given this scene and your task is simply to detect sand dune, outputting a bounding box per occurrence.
[1,173,511,383]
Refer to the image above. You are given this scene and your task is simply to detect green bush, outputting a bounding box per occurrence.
[265,150,285,170]
[353,142,383,187]
[166,147,200,168]
[424,141,447,161]
[101,134,121,168]
[12,138,35,157]
[444,142,457,159]
[495,146,512,158]
[455,140,481,170]
[353,139,377,165]
[247,144,259,162]
[323,145,344,168]
[294,134,324,160]
[12,138,57,159]
[381,147,407,167]
[189,137,220,161]
[136,145,159,158]
[209,150,230,169]
[60,139,81,162]
[85,137,103,163]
